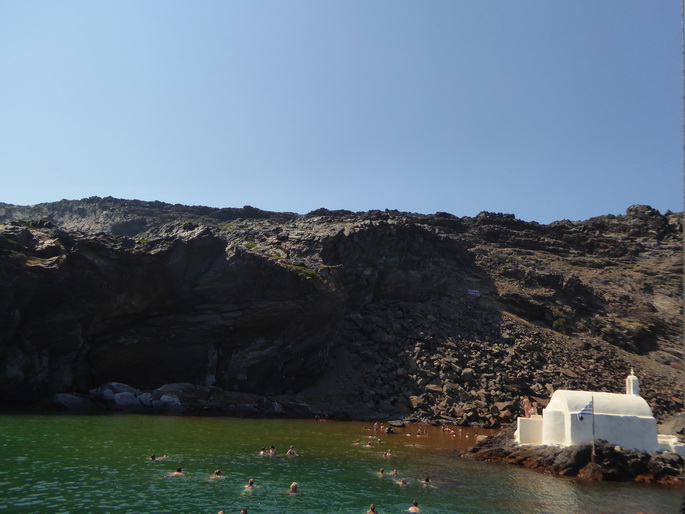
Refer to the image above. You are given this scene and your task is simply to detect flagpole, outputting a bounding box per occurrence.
[591,395,596,463]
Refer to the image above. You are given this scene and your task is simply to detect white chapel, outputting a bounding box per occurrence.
[515,370,685,456]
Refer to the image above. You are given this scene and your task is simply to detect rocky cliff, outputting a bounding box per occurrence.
[0,198,682,425]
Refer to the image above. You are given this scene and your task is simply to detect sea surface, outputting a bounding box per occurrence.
[0,414,680,513]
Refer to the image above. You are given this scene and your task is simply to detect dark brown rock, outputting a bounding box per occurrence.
[0,201,681,425]
[462,429,685,485]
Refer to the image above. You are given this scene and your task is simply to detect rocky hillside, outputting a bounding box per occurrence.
[0,197,290,236]
[0,198,681,426]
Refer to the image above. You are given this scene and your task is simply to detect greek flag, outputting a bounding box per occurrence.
[576,399,593,421]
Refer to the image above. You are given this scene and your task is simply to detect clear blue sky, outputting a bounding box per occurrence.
[0,1,681,223]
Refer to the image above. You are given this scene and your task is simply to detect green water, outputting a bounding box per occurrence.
[0,414,680,513]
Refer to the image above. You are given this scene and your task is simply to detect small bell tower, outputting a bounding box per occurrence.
[625,369,640,396]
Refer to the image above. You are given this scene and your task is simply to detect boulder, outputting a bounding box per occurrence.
[460,368,475,382]
[111,392,143,411]
[44,393,102,411]
[153,393,183,413]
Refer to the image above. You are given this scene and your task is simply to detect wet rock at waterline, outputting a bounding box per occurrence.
[461,425,685,485]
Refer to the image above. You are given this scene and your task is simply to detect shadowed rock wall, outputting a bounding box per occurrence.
[0,223,343,403]
[0,199,681,424]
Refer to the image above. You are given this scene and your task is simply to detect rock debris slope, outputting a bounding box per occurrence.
[0,199,681,425]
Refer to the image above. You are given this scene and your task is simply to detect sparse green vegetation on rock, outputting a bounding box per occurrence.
[552,318,568,333]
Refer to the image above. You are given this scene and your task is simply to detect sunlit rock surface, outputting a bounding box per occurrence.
[0,198,682,425]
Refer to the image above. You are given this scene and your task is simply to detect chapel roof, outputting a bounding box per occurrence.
[546,390,653,418]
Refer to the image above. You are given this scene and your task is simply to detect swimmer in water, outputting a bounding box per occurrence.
[209,469,222,479]
[421,476,431,486]
[286,445,298,456]
[150,454,169,461]
[259,447,267,455]
[367,503,377,513]
[390,468,398,476]
[169,467,186,477]
[245,478,255,489]
[269,445,277,455]
[378,467,385,477]
[397,477,408,487]
[353,439,361,446]
[408,500,422,513]
[286,482,301,494]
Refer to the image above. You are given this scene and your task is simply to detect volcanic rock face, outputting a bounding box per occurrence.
[0,199,682,424]
[0,221,343,403]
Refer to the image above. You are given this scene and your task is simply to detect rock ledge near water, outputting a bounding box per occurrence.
[460,425,684,485]
[41,381,322,419]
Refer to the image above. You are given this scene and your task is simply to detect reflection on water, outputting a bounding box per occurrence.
[0,414,679,513]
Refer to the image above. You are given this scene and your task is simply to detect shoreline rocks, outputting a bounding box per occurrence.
[460,425,685,485]
[38,381,319,418]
